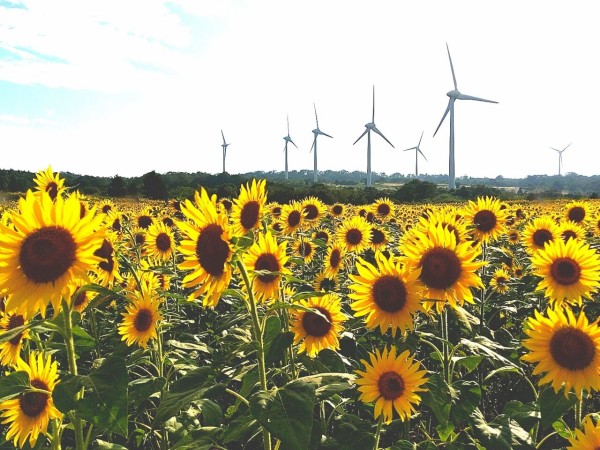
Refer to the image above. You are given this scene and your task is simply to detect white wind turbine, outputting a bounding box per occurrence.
[220,130,231,174]
[310,103,333,183]
[433,43,498,190]
[353,85,394,187]
[550,143,571,176]
[283,114,297,180]
[402,131,427,177]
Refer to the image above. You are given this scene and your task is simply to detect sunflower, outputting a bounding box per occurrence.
[242,231,290,303]
[279,201,305,235]
[313,228,330,246]
[0,310,30,366]
[522,215,560,254]
[530,237,600,307]
[92,231,121,287]
[565,200,591,225]
[294,239,315,263]
[324,242,346,278]
[70,283,97,314]
[558,220,586,243]
[145,221,176,262]
[32,166,65,201]
[290,293,346,357]
[131,226,147,256]
[301,196,327,228]
[400,223,485,313]
[336,215,372,254]
[349,252,424,336]
[176,188,233,307]
[313,271,338,292]
[506,228,520,245]
[136,207,155,230]
[118,287,162,348]
[355,347,428,423]
[371,197,395,220]
[98,199,116,215]
[489,267,511,294]
[330,203,345,217]
[231,179,267,236]
[370,225,390,251]
[416,206,469,245]
[461,196,508,244]
[567,416,600,449]
[0,190,105,318]
[105,210,123,233]
[521,307,600,399]
[0,352,62,449]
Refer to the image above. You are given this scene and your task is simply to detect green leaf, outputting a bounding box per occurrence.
[451,380,481,424]
[249,379,316,450]
[459,336,517,368]
[295,372,355,400]
[421,373,452,425]
[552,419,573,439]
[195,399,222,427]
[469,409,533,450]
[484,366,521,383]
[155,367,224,423]
[129,377,166,407]
[94,440,129,450]
[452,355,483,373]
[0,320,41,344]
[222,410,259,444]
[539,386,578,430]
[167,340,212,354]
[0,371,29,402]
[72,325,97,349]
[171,427,223,450]
[503,400,540,430]
[265,331,294,366]
[392,441,416,450]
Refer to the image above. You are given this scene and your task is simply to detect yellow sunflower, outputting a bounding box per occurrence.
[568,416,600,450]
[416,206,469,245]
[279,201,305,235]
[489,267,511,294]
[32,166,65,201]
[461,196,508,244]
[118,287,162,349]
[313,228,330,246]
[349,252,424,337]
[290,293,347,357]
[294,239,315,263]
[242,231,290,303]
[0,310,30,366]
[371,197,395,220]
[324,242,346,278]
[558,220,586,243]
[176,188,233,307]
[0,190,105,318]
[231,179,267,236]
[336,215,372,254]
[145,221,176,262]
[565,200,591,225]
[369,225,390,251]
[355,347,428,423]
[0,352,62,449]
[506,228,520,245]
[401,223,485,313]
[313,271,338,292]
[92,231,122,287]
[136,207,155,230]
[522,215,560,254]
[521,307,600,399]
[330,203,345,218]
[98,199,116,215]
[301,196,327,228]
[530,237,600,307]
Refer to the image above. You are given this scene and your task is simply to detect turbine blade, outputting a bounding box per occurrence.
[418,130,424,146]
[563,142,572,151]
[353,128,369,145]
[313,103,319,128]
[402,147,417,152]
[287,114,290,135]
[372,126,394,148]
[433,100,452,137]
[418,149,428,161]
[320,131,333,138]
[221,129,226,145]
[310,137,316,153]
[372,84,375,123]
[290,139,298,149]
[550,147,560,152]
[446,43,458,90]
[457,93,498,103]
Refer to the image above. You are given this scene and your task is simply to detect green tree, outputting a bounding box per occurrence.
[142,171,168,200]
[107,175,127,197]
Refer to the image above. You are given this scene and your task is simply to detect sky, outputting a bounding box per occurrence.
[1,0,599,179]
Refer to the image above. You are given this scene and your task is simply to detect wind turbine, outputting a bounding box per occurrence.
[283,114,297,180]
[353,85,394,187]
[220,130,231,174]
[310,103,333,183]
[433,43,498,190]
[402,131,427,177]
[550,143,571,175]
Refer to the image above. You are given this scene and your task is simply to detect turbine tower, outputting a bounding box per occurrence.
[310,103,333,183]
[433,43,498,190]
[283,114,297,180]
[402,131,427,177]
[353,85,394,187]
[220,130,231,174]
[550,143,571,176]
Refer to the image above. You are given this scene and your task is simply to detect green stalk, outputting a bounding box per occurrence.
[575,392,583,429]
[236,259,272,450]
[373,415,384,450]
[441,308,450,384]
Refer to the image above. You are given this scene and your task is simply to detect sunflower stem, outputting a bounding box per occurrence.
[373,414,384,450]
[575,392,583,429]
[51,418,62,450]
[61,299,86,450]
[156,325,168,450]
[236,259,272,450]
[441,308,450,384]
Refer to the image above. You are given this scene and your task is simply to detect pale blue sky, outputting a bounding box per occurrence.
[1,0,598,178]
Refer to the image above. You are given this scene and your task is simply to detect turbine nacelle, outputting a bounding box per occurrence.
[365,122,375,129]
[447,89,461,99]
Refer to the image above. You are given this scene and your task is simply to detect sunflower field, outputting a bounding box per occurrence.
[2,167,600,450]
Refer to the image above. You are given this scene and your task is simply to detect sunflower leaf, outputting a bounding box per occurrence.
[539,386,578,430]
[0,370,29,402]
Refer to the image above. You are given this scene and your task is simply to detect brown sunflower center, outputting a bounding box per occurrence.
[304,204,319,220]
[346,229,363,245]
[378,371,405,400]
[419,247,462,290]
[162,217,174,227]
[302,306,332,337]
[134,308,153,332]
[7,314,25,345]
[102,204,112,214]
[196,224,229,277]
[299,242,313,258]
[474,210,497,232]
[287,210,301,227]
[240,201,260,230]
[332,205,343,215]
[112,218,121,232]
[135,233,146,247]
[371,228,385,245]
[508,230,519,241]
[561,230,577,241]
[568,207,586,223]
[20,226,77,284]
[94,239,115,274]
[533,229,553,248]
[372,275,407,313]
[138,215,153,229]
[156,233,172,252]
[329,249,341,269]
[272,206,282,217]
[315,231,328,243]
[45,182,58,201]
[550,257,581,285]
[20,379,49,418]
[377,203,391,216]
[550,326,596,371]
[255,253,280,283]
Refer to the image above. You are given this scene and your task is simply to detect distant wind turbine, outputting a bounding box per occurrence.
[353,85,394,187]
[550,143,571,176]
[433,43,498,190]
[283,114,297,180]
[310,103,333,183]
[221,130,231,174]
[402,131,427,177]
